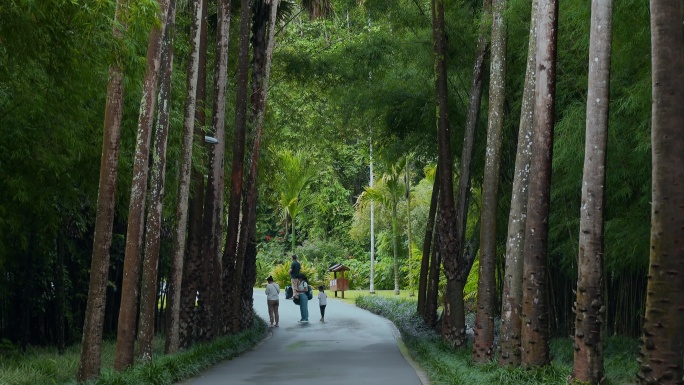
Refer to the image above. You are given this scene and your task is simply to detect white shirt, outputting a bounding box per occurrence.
[318,291,327,306]
[265,283,280,301]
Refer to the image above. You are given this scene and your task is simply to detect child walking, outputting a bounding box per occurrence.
[318,285,328,322]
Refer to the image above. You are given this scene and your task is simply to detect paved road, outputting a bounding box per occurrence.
[178,290,427,385]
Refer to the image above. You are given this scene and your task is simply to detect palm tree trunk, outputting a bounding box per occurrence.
[473,0,507,362]
[77,1,129,381]
[236,0,281,331]
[137,0,177,361]
[520,0,558,368]
[417,166,439,317]
[499,0,537,367]
[405,161,414,294]
[425,220,441,328]
[432,0,464,348]
[114,0,170,370]
[637,0,684,383]
[392,201,400,295]
[200,0,232,340]
[571,0,612,382]
[166,0,203,354]
[225,0,253,334]
[179,0,208,349]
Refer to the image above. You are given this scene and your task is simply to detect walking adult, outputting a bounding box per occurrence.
[288,254,301,299]
[295,273,310,323]
[265,275,280,327]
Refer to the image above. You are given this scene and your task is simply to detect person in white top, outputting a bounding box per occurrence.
[317,285,328,322]
[265,276,280,327]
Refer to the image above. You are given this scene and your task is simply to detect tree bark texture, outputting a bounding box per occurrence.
[179,0,208,349]
[137,0,177,361]
[571,0,612,382]
[521,0,557,368]
[432,0,465,348]
[425,221,441,328]
[166,0,203,354]
[77,1,128,381]
[114,0,170,370]
[234,0,280,331]
[418,168,439,317]
[392,200,401,295]
[200,0,231,339]
[637,0,684,383]
[225,0,253,334]
[499,0,537,367]
[473,0,507,362]
[405,161,414,293]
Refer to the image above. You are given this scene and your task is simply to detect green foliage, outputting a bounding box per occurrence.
[356,296,638,385]
[0,319,267,385]
[92,319,267,385]
[268,261,317,289]
[296,238,348,266]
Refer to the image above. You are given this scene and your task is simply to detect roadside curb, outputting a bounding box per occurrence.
[386,319,431,385]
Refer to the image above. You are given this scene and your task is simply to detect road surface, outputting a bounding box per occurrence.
[178,289,427,385]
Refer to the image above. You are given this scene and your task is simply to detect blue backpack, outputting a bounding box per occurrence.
[307,285,313,300]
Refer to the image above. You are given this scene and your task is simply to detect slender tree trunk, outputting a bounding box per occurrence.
[291,216,297,251]
[637,0,684,383]
[225,0,253,334]
[418,168,439,317]
[114,0,170,370]
[56,235,66,355]
[439,0,489,349]
[425,220,441,328]
[392,201,400,295]
[570,0,612,382]
[235,0,280,331]
[200,0,231,339]
[405,160,414,294]
[499,0,537,367]
[520,0,558,368]
[137,0,177,361]
[179,0,208,349]
[473,0,507,362]
[222,0,253,332]
[166,0,203,355]
[432,0,463,348]
[19,235,34,353]
[77,1,128,381]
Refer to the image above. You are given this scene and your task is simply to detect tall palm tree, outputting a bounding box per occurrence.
[77,0,130,381]
[571,0,613,381]
[276,150,318,250]
[499,0,537,367]
[637,0,684,383]
[166,0,204,355]
[356,162,406,295]
[473,0,507,362]
[115,0,170,370]
[521,0,558,368]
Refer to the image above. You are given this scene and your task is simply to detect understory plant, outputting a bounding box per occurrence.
[355,296,637,385]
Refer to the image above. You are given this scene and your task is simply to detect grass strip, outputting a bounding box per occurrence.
[355,295,637,385]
